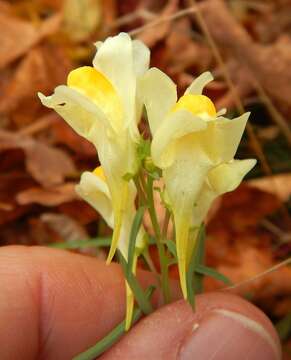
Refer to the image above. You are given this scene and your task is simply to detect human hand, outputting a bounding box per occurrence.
[0,246,281,359]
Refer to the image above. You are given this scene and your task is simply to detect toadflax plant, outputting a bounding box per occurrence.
[39,33,256,359]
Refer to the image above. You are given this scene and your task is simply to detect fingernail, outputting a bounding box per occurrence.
[178,309,280,360]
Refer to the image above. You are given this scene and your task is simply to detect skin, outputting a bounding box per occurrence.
[0,246,281,360]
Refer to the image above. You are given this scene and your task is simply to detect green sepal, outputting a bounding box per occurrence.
[165,240,177,260]
[137,138,151,162]
[119,252,153,315]
[186,224,206,310]
[122,172,135,181]
[127,206,146,276]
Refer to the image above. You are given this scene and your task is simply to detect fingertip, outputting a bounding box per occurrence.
[103,292,281,360]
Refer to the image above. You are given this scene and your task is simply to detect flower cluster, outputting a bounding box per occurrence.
[39,33,256,329]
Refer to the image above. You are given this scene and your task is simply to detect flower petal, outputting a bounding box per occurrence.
[191,159,256,226]
[132,39,150,76]
[93,33,148,140]
[139,67,177,135]
[163,140,212,299]
[38,85,110,141]
[151,110,207,168]
[185,71,214,95]
[67,66,123,132]
[198,112,250,164]
[208,159,257,195]
[76,171,114,227]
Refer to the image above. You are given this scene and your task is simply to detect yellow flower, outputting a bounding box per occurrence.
[140,68,255,298]
[187,159,256,264]
[76,166,146,329]
[38,33,150,263]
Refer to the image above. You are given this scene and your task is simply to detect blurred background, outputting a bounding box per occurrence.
[0,0,290,357]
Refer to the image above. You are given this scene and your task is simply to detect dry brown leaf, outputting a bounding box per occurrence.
[248,174,291,201]
[137,0,178,47]
[51,120,96,157]
[199,0,291,107]
[0,12,61,69]
[16,183,77,206]
[166,18,212,75]
[40,212,88,241]
[0,130,76,187]
[0,44,71,117]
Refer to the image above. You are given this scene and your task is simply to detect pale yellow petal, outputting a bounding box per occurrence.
[76,171,114,227]
[139,67,177,135]
[185,71,214,95]
[93,33,142,140]
[198,112,250,164]
[163,141,212,299]
[208,159,257,195]
[67,66,123,132]
[132,40,150,76]
[38,86,110,141]
[151,110,206,168]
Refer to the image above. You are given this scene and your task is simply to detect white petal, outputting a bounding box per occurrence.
[185,71,214,95]
[38,86,110,141]
[151,110,206,168]
[139,67,177,135]
[208,159,257,195]
[76,171,114,228]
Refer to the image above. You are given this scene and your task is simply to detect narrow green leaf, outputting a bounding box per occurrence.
[165,240,177,259]
[48,237,111,249]
[195,265,233,285]
[73,286,155,360]
[127,206,146,276]
[119,252,153,315]
[193,225,206,295]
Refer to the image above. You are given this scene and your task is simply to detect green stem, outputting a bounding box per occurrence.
[134,176,146,207]
[145,175,171,304]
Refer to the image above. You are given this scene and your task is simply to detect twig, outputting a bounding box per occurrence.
[225,257,291,291]
[188,0,272,175]
[251,78,291,147]
[109,9,155,30]
[129,6,198,37]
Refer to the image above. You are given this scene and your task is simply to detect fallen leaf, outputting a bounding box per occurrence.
[0,12,61,69]
[0,44,72,117]
[51,119,96,157]
[0,130,76,187]
[137,0,178,47]
[198,0,291,107]
[248,174,291,201]
[16,183,77,206]
[41,212,88,241]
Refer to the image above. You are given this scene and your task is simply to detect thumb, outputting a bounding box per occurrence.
[102,292,281,360]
